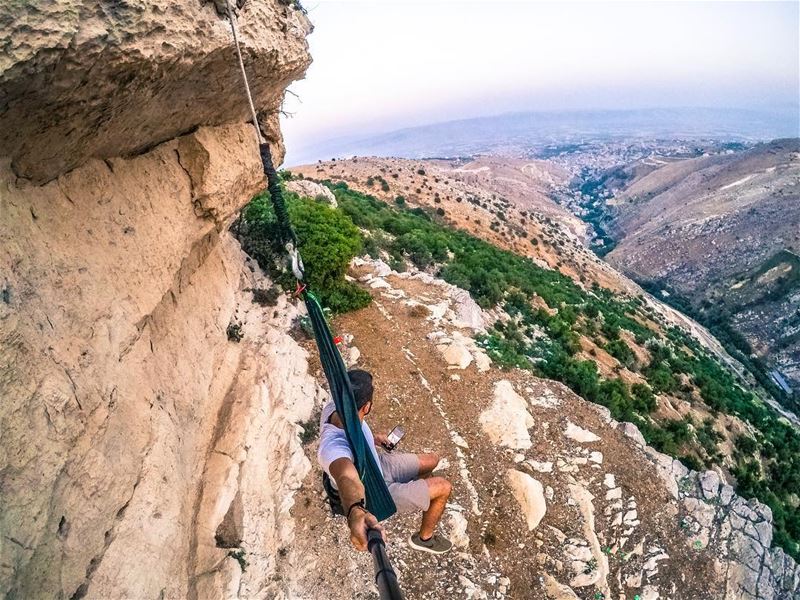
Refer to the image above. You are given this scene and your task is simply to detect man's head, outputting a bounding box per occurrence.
[349,369,374,420]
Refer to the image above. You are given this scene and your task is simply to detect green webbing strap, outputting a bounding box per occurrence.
[260,143,298,247]
[258,143,396,522]
[304,291,397,521]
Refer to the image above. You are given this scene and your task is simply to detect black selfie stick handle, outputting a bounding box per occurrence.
[367,528,404,600]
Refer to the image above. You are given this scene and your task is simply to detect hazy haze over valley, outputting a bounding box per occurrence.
[281,1,798,165]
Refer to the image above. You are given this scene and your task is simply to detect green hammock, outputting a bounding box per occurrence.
[258,143,397,522]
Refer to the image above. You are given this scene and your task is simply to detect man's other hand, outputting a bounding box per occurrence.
[374,433,390,448]
[347,509,386,551]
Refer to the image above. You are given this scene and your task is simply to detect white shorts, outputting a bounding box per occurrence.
[379,452,431,513]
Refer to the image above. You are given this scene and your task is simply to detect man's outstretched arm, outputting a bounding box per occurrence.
[329,457,385,551]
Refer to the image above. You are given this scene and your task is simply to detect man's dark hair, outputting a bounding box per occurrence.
[348,369,374,409]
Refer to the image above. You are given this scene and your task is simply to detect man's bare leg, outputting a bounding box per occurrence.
[417,452,440,477]
[419,476,451,539]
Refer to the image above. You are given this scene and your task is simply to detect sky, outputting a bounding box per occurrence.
[280,1,800,163]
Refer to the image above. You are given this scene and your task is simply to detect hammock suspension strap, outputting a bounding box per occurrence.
[222,0,396,523]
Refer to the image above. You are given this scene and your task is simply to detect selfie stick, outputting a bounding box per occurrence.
[367,528,405,600]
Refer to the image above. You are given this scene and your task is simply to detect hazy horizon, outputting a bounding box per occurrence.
[280,0,799,165]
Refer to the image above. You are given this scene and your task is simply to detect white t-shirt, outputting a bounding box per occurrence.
[317,401,383,488]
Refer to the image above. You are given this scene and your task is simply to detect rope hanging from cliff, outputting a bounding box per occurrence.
[222,0,397,523]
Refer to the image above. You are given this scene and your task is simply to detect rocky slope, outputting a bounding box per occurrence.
[0,2,314,598]
[602,140,800,392]
[291,257,800,599]
[292,156,782,424]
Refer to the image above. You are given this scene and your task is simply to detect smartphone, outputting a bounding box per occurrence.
[384,425,405,452]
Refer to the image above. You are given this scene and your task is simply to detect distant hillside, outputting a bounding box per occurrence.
[600,139,800,404]
[287,106,800,165]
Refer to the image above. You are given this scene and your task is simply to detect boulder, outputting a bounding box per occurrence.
[480,381,534,450]
[699,470,721,500]
[529,460,554,473]
[285,180,337,207]
[619,421,646,447]
[448,287,486,331]
[506,470,547,530]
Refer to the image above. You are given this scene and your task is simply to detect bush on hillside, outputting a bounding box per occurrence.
[240,190,370,313]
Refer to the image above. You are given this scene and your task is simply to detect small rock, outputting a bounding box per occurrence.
[347,346,361,366]
[369,277,391,289]
[619,421,646,447]
[448,511,470,549]
[625,572,642,588]
[452,433,469,449]
[641,585,660,599]
[528,460,554,473]
[474,350,492,372]
[564,422,600,443]
[700,470,721,500]
[719,484,735,506]
[542,574,580,599]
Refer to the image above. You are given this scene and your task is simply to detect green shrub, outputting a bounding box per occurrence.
[606,338,636,369]
[240,190,370,313]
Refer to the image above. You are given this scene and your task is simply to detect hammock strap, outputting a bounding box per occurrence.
[222,0,395,520]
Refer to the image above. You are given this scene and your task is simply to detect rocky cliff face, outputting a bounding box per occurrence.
[0,2,313,598]
[0,0,310,183]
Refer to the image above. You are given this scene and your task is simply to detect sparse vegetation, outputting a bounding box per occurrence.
[228,548,248,572]
[409,304,431,318]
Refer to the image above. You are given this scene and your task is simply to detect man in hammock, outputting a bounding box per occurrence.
[318,369,454,554]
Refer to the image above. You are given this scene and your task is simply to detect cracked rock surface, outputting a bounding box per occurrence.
[0,0,311,182]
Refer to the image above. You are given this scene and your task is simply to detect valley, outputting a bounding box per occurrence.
[564,139,800,412]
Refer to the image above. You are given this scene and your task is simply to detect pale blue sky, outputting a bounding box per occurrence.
[280,1,799,156]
